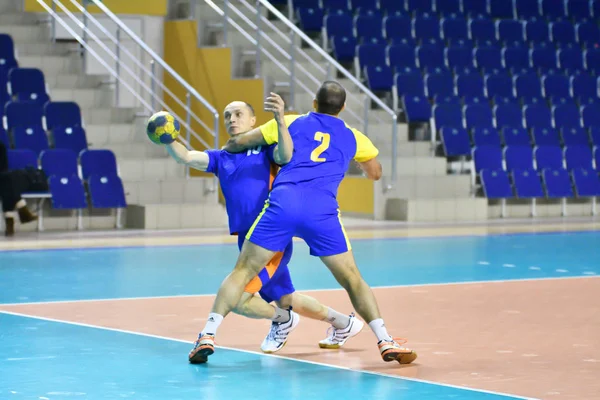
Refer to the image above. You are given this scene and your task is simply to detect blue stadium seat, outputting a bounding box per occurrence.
[567,0,591,21]
[541,0,567,20]
[384,15,412,41]
[435,0,461,16]
[596,146,600,171]
[0,126,8,147]
[425,71,454,98]
[332,36,357,63]
[456,73,484,98]
[565,145,594,170]
[413,15,441,41]
[562,126,590,148]
[446,46,474,70]
[533,127,562,146]
[322,0,349,12]
[494,103,523,129]
[582,104,600,129]
[357,44,386,70]
[80,149,118,181]
[571,168,600,197]
[516,0,541,20]
[525,104,553,129]
[433,103,463,131]
[485,73,515,102]
[48,175,87,210]
[40,149,78,177]
[571,74,599,104]
[542,75,571,102]
[542,169,574,198]
[515,72,543,103]
[417,42,445,72]
[394,70,425,96]
[402,95,432,122]
[355,15,383,42]
[52,126,88,156]
[526,21,550,46]
[465,104,494,130]
[434,94,461,104]
[505,146,535,171]
[440,127,470,156]
[584,48,600,75]
[364,65,393,91]
[7,149,37,170]
[472,126,501,147]
[355,7,381,17]
[387,44,417,71]
[44,101,82,131]
[87,174,127,209]
[12,126,48,157]
[474,47,503,74]
[550,21,577,48]
[530,47,559,74]
[590,127,600,147]
[489,0,514,18]
[441,17,468,41]
[297,7,324,34]
[4,102,43,130]
[593,0,600,17]
[0,34,18,72]
[324,13,352,43]
[497,20,524,46]
[7,68,50,105]
[407,0,434,15]
[294,0,320,7]
[558,48,584,75]
[503,47,531,75]
[576,22,600,48]
[502,127,531,146]
[535,145,564,170]
[553,103,581,129]
[379,0,404,15]
[481,169,514,198]
[462,95,487,105]
[470,19,496,44]
[473,146,503,173]
[462,0,488,18]
[512,169,545,198]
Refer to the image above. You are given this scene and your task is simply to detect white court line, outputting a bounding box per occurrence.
[0,310,538,400]
[1,275,598,307]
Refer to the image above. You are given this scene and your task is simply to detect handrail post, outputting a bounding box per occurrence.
[222,0,229,47]
[115,27,120,107]
[255,0,261,78]
[363,97,369,135]
[150,60,156,110]
[81,0,88,71]
[391,115,398,185]
[213,112,220,197]
[186,92,192,179]
[287,0,293,21]
[189,0,196,20]
[51,0,56,42]
[289,30,296,110]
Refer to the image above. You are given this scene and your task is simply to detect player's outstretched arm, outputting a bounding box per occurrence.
[222,128,267,153]
[357,158,382,181]
[352,128,382,181]
[264,92,293,165]
[166,140,209,171]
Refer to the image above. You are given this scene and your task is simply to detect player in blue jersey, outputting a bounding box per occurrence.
[189,82,417,365]
[164,96,363,359]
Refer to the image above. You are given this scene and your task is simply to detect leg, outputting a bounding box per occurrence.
[233,292,277,319]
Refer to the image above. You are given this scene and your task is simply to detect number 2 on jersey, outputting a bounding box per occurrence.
[310,132,330,162]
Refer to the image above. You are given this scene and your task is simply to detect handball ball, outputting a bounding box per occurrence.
[147,111,180,145]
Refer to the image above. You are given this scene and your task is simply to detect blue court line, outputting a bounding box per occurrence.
[0,228,598,254]
[0,311,536,400]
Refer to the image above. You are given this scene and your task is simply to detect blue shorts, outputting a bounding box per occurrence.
[246,185,351,257]
[238,231,295,303]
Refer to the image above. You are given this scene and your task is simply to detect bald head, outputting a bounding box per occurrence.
[314,81,346,116]
[223,101,256,135]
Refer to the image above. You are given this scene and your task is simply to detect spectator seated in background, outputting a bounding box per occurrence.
[0,141,39,236]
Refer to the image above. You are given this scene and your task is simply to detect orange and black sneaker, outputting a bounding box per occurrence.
[188,333,215,364]
[378,337,417,364]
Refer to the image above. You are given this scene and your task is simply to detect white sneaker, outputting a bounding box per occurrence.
[318,313,364,349]
[260,311,300,353]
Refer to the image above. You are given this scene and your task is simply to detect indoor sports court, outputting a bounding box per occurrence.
[1,219,599,400]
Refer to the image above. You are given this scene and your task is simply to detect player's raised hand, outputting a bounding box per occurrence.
[264,92,285,121]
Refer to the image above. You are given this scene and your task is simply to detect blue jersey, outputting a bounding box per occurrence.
[205,145,277,235]
[259,112,379,198]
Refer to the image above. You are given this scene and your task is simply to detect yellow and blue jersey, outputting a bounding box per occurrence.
[259,112,379,198]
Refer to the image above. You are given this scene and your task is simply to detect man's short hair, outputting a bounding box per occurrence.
[244,102,255,116]
[315,81,346,115]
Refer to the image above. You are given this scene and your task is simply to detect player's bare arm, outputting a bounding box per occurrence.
[166,140,209,171]
[358,157,382,181]
[264,92,293,165]
[222,127,267,153]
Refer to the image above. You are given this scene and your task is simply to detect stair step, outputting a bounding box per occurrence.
[126,203,228,230]
[123,178,219,205]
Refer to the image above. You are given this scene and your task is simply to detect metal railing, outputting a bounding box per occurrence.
[191,0,399,187]
[40,0,220,189]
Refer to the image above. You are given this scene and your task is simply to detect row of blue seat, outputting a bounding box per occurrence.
[283,0,600,21]
[481,167,600,199]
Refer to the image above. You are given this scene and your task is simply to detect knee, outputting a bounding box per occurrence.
[233,297,252,316]
[277,294,293,309]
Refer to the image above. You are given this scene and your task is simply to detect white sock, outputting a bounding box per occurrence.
[16,199,26,209]
[201,313,224,335]
[271,307,290,323]
[326,308,350,329]
[368,318,393,342]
